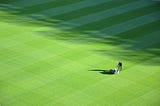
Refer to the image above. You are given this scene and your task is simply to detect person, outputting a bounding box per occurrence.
[112,62,122,74]
[109,69,117,74]
[108,62,122,74]
[114,62,122,74]
[117,62,122,72]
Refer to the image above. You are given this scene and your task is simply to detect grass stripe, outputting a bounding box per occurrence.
[86,58,159,106]
[29,0,111,18]
[115,20,160,38]
[99,11,160,36]
[124,88,160,106]
[131,31,160,48]
[0,1,160,106]
[49,0,136,21]
[0,0,21,4]
[124,31,160,50]
[58,0,155,29]
[74,4,160,31]
[15,0,82,14]
[9,0,56,8]
[103,22,160,50]
[0,0,56,11]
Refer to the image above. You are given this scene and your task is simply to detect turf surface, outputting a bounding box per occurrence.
[0,0,160,106]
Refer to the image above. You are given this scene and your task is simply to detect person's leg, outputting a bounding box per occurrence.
[117,66,122,72]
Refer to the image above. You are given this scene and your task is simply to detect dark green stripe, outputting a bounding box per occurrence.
[51,0,137,21]
[16,0,83,14]
[42,0,137,24]
[116,20,160,38]
[0,0,21,4]
[73,4,160,31]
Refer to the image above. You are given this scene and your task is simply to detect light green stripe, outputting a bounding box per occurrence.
[10,0,56,8]
[58,0,155,28]
[99,11,160,36]
[30,0,112,18]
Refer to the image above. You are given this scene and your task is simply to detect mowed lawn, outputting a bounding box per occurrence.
[0,0,160,106]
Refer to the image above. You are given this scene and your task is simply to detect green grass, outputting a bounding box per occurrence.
[0,0,160,106]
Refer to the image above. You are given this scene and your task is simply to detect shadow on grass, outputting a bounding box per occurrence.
[0,0,160,66]
[89,69,115,75]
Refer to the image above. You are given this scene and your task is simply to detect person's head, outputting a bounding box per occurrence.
[118,62,122,66]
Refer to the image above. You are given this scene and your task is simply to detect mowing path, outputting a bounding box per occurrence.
[0,0,160,106]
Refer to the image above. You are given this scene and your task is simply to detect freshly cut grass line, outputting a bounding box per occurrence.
[113,84,151,101]
[0,1,160,106]
[95,83,151,105]
[0,34,38,49]
[1,40,59,72]
[122,57,160,77]
[29,0,111,18]
[124,87,160,106]
[15,0,82,14]
[58,0,155,29]
[115,20,160,38]
[0,0,21,4]
[16,92,51,106]
[0,50,55,77]
[108,21,160,49]
[9,0,56,8]
[99,11,160,36]
[0,33,85,78]
[58,78,132,106]
[0,81,28,102]
[132,31,160,49]
[75,4,159,31]
[86,60,159,106]
[50,0,136,21]
[116,30,160,50]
